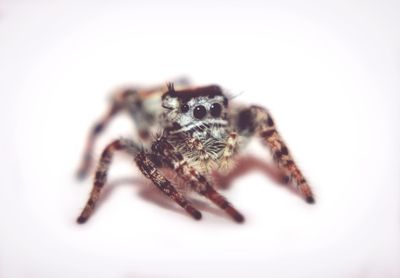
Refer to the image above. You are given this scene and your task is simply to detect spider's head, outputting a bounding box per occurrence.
[162,83,229,133]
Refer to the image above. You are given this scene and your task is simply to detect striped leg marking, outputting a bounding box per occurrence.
[198,182,245,223]
[77,139,139,224]
[249,106,314,203]
[135,152,202,220]
[167,152,244,223]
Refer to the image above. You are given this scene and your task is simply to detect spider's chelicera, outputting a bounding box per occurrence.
[76,78,315,224]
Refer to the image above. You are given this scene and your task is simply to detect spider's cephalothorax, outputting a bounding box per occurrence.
[76,79,315,224]
[161,83,233,173]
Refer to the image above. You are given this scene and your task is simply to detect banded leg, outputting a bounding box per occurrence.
[77,138,140,224]
[158,142,244,222]
[238,105,315,203]
[135,152,202,220]
[76,100,124,180]
[220,132,239,171]
[178,162,244,222]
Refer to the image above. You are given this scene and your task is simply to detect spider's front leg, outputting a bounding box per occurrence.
[77,138,140,223]
[157,138,244,223]
[237,105,315,203]
[177,161,244,222]
[135,152,202,220]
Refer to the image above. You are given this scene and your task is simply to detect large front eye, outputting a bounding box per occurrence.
[210,103,222,117]
[193,105,207,119]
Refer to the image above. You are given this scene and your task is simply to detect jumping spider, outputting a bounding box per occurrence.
[76,78,315,224]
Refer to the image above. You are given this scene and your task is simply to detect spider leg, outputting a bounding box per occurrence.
[135,152,202,220]
[177,161,244,222]
[196,181,245,223]
[76,92,128,180]
[76,78,192,180]
[77,138,140,224]
[157,139,244,223]
[236,105,315,203]
[220,132,239,171]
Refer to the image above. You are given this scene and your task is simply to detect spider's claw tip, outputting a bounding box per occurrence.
[234,213,245,223]
[193,211,202,220]
[187,207,202,220]
[226,207,245,223]
[76,216,88,224]
[305,196,315,204]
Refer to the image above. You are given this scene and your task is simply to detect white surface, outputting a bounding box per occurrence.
[1,1,399,277]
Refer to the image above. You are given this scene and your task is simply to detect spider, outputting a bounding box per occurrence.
[76,79,315,224]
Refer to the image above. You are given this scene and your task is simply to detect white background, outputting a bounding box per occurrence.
[1,0,399,277]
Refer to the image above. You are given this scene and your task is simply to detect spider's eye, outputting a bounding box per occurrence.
[181,103,189,113]
[210,103,222,117]
[193,105,207,119]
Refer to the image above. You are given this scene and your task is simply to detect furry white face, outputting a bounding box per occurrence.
[161,85,229,134]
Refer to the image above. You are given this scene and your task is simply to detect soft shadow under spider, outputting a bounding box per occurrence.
[94,155,299,221]
[211,155,299,196]
[98,177,227,219]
